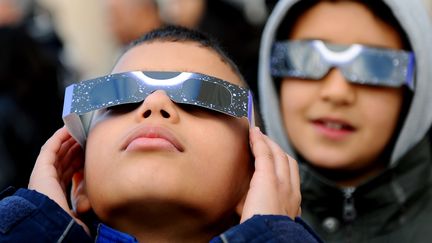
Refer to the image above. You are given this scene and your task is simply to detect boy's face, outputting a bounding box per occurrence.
[83,42,251,225]
[279,1,404,171]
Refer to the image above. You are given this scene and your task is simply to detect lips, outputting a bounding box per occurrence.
[122,125,185,152]
[311,117,356,139]
[312,118,355,131]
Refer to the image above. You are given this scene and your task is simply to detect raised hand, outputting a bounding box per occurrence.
[28,127,88,232]
[240,127,301,223]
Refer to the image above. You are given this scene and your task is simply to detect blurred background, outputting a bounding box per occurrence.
[0,0,431,191]
[0,0,270,191]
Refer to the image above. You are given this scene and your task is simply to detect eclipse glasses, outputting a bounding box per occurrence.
[63,71,254,146]
[271,39,415,90]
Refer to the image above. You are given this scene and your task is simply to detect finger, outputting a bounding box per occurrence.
[55,136,80,172]
[261,134,292,188]
[59,142,85,190]
[287,153,301,200]
[263,135,301,204]
[35,127,72,168]
[56,136,78,161]
[288,154,301,217]
[249,127,276,178]
[241,127,280,222]
[259,131,302,219]
[31,128,72,183]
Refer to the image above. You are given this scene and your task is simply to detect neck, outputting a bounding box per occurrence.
[101,200,237,242]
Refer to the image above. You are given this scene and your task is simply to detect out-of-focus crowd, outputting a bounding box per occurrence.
[0,0,270,191]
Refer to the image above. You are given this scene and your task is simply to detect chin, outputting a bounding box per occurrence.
[304,152,359,171]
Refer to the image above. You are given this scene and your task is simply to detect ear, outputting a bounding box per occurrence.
[70,170,91,215]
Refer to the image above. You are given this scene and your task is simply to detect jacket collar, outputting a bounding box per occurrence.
[301,137,431,226]
[96,223,138,243]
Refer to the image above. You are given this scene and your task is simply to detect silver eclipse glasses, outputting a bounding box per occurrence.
[63,71,254,146]
[271,40,415,90]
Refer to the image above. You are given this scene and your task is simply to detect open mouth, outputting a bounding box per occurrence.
[311,118,357,137]
[314,119,355,131]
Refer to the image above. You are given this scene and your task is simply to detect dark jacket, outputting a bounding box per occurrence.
[300,138,432,242]
[0,188,322,242]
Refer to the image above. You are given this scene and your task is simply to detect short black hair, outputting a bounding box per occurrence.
[124,25,245,84]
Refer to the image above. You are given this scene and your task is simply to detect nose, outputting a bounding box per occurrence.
[319,68,356,106]
[135,90,180,123]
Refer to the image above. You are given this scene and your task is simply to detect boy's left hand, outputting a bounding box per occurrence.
[28,127,88,232]
[240,127,301,223]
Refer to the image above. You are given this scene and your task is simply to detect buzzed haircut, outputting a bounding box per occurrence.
[124,25,246,84]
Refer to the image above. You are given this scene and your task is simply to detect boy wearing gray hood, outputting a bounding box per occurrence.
[259,0,432,242]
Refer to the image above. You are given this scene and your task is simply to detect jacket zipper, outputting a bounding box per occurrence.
[342,187,357,222]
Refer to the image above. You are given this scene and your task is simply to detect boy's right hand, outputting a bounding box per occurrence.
[240,127,301,223]
[28,127,88,233]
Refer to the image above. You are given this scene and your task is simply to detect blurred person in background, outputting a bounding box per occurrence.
[196,0,268,99]
[104,0,163,46]
[0,0,64,190]
[0,0,62,54]
[0,0,31,26]
[37,0,170,81]
[157,0,206,28]
[36,0,119,81]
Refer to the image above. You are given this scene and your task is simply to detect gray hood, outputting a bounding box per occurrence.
[258,0,432,167]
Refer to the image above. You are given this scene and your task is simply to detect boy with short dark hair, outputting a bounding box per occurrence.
[0,26,321,242]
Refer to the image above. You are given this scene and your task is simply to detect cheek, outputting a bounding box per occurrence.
[191,121,252,191]
[83,134,110,199]
[86,121,119,164]
[83,119,125,200]
[280,80,315,122]
[360,88,403,136]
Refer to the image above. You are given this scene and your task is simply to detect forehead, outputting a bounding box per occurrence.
[112,41,243,86]
[290,1,402,49]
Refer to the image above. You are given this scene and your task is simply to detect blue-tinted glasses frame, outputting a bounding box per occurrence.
[63,71,254,146]
[271,40,415,90]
